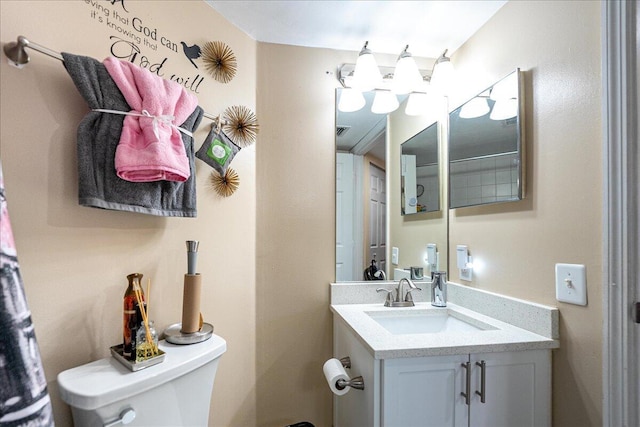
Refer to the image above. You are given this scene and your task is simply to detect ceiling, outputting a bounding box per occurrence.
[205,0,508,159]
[205,1,507,58]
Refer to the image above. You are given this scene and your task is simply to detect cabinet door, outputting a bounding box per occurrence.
[383,355,469,427]
[469,350,551,427]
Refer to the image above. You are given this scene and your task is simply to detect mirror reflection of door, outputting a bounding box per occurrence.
[336,153,363,281]
[336,90,387,281]
[368,163,386,275]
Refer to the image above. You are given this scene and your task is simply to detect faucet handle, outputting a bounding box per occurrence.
[404,287,422,302]
[376,288,394,306]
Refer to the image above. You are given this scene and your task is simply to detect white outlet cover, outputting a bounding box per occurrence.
[391,247,399,265]
[555,263,587,306]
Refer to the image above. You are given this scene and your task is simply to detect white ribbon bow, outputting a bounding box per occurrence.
[92,108,194,138]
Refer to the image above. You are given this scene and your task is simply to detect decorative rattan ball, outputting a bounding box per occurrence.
[209,168,240,197]
[201,41,237,84]
[223,105,259,147]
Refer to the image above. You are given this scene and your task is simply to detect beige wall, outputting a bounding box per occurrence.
[0,1,256,426]
[255,43,346,427]
[448,1,603,426]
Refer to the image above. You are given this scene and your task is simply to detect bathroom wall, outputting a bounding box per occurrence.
[447,1,603,425]
[0,1,257,426]
[257,1,603,427]
[255,43,348,427]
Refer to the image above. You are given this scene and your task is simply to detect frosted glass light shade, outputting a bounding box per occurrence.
[338,88,366,112]
[371,91,399,114]
[459,97,490,118]
[405,92,430,116]
[490,71,518,100]
[352,52,381,92]
[392,55,423,95]
[430,59,454,95]
[490,98,518,120]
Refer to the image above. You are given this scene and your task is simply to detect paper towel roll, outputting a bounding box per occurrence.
[181,274,202,333]
[323,358,350,396]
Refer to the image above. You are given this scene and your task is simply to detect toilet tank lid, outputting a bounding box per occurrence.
[57,334,226,410]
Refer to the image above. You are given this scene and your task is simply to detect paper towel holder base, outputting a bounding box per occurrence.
[164,322,214,345]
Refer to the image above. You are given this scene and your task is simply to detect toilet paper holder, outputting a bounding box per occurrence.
[339,357,351,369]
[336,356,365,391]
[336,375,365,391]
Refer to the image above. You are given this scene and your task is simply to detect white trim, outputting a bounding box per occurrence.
[353,154,364,279]
[602,1,639,426]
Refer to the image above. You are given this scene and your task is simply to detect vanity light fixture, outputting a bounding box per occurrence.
[338,88,366,112]
[430,49,454,95]
[489,97,518,120]
[337,43,451,114]
[459,95,490,119]
[489,72,518,120]
[489,71,518,100]
[351,41,382,92]
[371,90,399,114]
[391,45,423,95]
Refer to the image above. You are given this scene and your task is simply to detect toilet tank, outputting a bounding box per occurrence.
[58,335,226,427]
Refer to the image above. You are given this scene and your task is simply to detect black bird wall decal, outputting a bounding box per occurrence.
[181,42,202,69]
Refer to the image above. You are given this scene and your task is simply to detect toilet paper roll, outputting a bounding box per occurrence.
[181,274,202,333]
[323,358,350,396]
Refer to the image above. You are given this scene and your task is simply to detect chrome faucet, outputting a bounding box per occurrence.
[377,278,421,307]
[431,271,447,307]
[373,269,386,280]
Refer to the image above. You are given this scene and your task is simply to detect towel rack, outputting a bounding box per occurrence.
[3,35,219,121]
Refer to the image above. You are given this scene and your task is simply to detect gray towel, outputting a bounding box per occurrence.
[62,53,203,217]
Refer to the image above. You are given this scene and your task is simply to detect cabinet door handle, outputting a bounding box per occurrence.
[461,362,471,405]
[475,360,486,403]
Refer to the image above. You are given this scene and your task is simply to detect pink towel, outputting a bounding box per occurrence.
[103,57,198,182]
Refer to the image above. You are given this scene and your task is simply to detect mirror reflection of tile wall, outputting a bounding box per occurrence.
[417,164,440,210]
[450,153,519,208]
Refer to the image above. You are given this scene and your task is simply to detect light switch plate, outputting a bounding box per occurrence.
[391,247,399,265]
[555,263,587,306]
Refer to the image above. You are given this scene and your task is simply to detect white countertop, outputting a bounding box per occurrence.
[331,302,559,359]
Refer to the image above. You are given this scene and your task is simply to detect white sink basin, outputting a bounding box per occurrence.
[366,309,492,335]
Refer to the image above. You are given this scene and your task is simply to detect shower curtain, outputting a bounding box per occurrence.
[0,161,54,426]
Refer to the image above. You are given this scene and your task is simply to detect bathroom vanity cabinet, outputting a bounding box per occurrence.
[329,282,558,427]
[333,319,551,427]
[383,350,550,427]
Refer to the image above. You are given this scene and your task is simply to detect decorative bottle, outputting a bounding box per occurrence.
[136,320,158,362]
[123,273,144,359]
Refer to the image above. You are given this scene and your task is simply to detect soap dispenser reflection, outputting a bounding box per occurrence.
[431,271,447,307]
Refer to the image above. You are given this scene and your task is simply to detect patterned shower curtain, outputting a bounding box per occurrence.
[0,161,54,426]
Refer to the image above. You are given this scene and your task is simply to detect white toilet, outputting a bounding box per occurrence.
[58,335,226,426]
